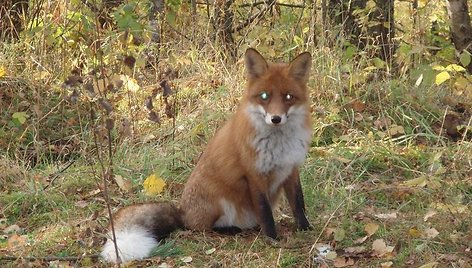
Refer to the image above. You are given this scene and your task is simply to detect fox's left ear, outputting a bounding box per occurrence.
[289,52,312,83]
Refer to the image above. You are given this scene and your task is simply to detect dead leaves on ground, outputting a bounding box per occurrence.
[315,205,467,267]
[317,221,394,267]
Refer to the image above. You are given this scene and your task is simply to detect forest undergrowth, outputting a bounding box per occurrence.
[0,1,471,267]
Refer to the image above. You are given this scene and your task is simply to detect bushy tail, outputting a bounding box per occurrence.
[101,202,183,263]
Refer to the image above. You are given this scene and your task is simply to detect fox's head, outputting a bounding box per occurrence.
[243,48,311,126]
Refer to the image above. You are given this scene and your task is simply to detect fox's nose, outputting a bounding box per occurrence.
[271,115,282,124]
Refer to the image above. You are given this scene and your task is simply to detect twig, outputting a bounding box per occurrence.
[308,200,345,255]
[43,160,75,190]
[232,1,276,33]
[90,106,120,265]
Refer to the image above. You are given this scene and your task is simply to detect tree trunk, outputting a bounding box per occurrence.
[213,0,236,59]
[327,0,366,47]
[446,0,472,73]
[149,0,164,44]
[327,0,395,67]
[368,0,395,63]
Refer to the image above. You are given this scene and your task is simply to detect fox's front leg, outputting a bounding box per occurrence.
[247,175,277,239]
[283,168,310,230]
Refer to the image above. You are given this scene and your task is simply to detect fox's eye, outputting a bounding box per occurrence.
[284,94,293,101]
[260,91,269,101]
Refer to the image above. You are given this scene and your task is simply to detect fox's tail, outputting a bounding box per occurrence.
[101,202,183,263]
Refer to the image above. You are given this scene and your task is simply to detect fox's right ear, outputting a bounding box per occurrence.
[245,48,268,79]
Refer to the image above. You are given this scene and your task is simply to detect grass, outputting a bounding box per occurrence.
[1,13,471,268]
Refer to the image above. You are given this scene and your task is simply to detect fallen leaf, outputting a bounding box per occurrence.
[354,235,369,245]
[408,227,423,238]
[388,124,405,137]
[180,256,192,263]
[114,175,133,193]
[334,228,346,242]
[325,228,336,238]
[402,175,428,187]
[374,212,397,220]
[381,261,393,267]
[205,248,216,255]
[372,239,394,257]
[143,174,166,196]
[48,260,74,268]
[354,113,364,122]
[423,210,437,222]
[7,233,27,248]
[424,227,439,239]
[326,251,337,260]
[365,222,379,236]
[349,100,366,112]
[418,262,438,268]
[333,257,355,267]
[374,117,392,130]
[415,74,423,87]
[344,246,367,254]
[75,200,89,208]
[432,202,469,214]
[3,224,21,234]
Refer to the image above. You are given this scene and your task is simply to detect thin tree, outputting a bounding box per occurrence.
[446,0,472,73]
[326,0,395,65]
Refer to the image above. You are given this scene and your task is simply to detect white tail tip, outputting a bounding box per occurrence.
[101,226,158,263]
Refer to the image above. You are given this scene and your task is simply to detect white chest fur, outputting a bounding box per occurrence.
[246,104,311,194]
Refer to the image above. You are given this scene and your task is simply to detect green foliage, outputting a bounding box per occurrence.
[150,240,182,258]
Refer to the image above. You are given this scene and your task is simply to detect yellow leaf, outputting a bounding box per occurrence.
[143,174,166,196]
[445,64,465,72]
[435,71,450,85]
[402,175,427,187]
[365,222,379,236]
[418,0,428,7]
[0,66,6,77]
[408,227,423,238]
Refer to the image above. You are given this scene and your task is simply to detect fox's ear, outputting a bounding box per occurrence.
[289,52,312,83]
[245,48,268,79]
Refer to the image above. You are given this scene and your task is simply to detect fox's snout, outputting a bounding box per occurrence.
[265,113,287,125]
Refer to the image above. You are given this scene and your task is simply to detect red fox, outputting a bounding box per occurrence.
[101,48,312,263]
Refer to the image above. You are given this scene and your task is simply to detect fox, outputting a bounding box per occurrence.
[101,48,313,263]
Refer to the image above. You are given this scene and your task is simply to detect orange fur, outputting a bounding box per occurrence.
[180,48,312,235]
